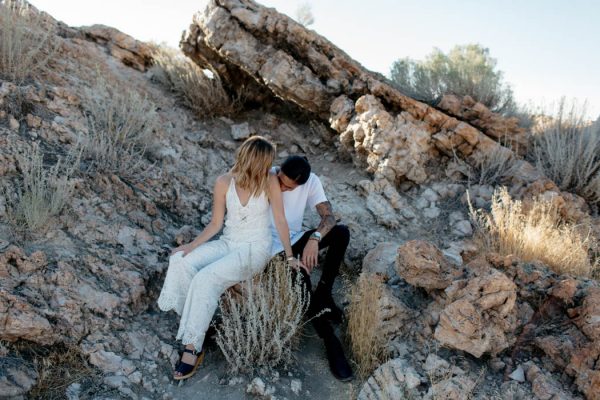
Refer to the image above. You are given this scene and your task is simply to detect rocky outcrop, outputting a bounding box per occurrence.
[357,358,421,400]
[396,240,462,291]
[80,25,155,72]
[180,0,529,182]
[437,94,528,154]
[180,0,592,232]
[434,266,518,357]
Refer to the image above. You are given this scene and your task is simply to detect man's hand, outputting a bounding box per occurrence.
[302,239,319,273]
[287,257,309,275]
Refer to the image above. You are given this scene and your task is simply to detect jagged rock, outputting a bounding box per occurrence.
[570,287,600,341]
[362,242,400,279]
[437,94,528,154]
[230,122,252,140]
[426,375,476,400]
[358,358,421,400]
[89,350,136,376]
[81,25,154,71]
[434,266,517,357]
[525,362,570,400]
[181,0,545,193]
[0,359,38,398]
[396,240,462,290]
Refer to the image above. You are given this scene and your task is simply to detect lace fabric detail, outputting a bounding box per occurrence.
[157,175,273,351]
[177,330,206,351]
[156,293,184,315]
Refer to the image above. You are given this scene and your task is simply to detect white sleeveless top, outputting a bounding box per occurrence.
[221,177,271,246]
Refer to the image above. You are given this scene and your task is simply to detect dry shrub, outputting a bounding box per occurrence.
[347,273,388,379]
[81,75,158,179]
[3,144,78,233]
[470,187,596,277]
[215,257,309,374]
[531,99,600,205]
[151,45,233,117]
[8,343,104,400]
[455,149,520,186]
[0,0,57,83]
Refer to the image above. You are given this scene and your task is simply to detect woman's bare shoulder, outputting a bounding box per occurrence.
[214,174,232,190]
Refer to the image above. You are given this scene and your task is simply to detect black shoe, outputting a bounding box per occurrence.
[323,335,353,382]
[313,287,344,324]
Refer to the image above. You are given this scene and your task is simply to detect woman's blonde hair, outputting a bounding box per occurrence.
[231,136,275,197]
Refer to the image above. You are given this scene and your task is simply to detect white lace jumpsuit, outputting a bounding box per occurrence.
[157,178,272,350]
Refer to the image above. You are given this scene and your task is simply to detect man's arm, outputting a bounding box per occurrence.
[301,200,336,271]
[315,201,336,237]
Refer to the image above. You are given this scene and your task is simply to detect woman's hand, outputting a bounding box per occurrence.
[170,243,195,257]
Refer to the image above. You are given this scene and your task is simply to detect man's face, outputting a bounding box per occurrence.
[277,170,299,192]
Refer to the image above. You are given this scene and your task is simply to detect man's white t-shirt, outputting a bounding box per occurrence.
[269,168,328,255]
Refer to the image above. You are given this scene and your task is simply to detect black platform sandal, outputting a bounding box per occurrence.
[173,348,205,381]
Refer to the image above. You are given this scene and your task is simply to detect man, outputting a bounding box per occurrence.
[270,155,353,382]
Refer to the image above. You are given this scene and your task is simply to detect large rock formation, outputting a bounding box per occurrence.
[181,0,590,227]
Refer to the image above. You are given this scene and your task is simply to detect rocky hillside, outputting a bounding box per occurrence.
[1,0,599,399]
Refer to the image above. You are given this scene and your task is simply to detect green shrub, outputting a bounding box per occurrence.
[390,44,516,114]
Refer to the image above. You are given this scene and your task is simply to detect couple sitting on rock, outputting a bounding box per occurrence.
[157,136,353,382]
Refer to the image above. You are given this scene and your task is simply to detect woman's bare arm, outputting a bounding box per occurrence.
[268,174,294,259]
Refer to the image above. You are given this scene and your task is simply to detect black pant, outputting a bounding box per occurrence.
[290,224,350,338]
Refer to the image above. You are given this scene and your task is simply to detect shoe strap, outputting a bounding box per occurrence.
[183,348,198,355]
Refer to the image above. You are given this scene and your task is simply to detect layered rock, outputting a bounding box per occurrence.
[357,358,421,400]
[434,266,518,357]
[437,94,528,154]
[181,0,528,178]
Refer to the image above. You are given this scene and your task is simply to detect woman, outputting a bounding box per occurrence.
[157,136,295,380]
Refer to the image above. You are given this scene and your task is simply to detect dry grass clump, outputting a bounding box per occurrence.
[151,45,233,117]
[81,75,159,179]
[456,149,520,186]
[470,187,596,277]
[0,0,57,83]
[3,144,78,233]
[347,273,388,379]
[530,99,600,205]
[8,343,104,400]
[215,257,309,374]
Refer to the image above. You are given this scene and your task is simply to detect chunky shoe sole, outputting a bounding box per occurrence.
[173,350,205,381]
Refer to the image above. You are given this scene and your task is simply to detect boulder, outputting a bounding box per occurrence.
[434,267,517,357]
[396,240,462,291]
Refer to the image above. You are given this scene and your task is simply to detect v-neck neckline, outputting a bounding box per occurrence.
[232,177,251,208]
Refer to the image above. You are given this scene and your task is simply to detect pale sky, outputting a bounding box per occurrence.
[30,0,600,118]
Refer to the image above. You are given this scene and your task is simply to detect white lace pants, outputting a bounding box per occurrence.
[157,239,270,350]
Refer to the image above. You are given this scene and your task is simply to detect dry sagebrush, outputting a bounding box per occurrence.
[455,149,520,186]
[151,46,233,118]
[530,99,600,205]
[0,0,57,83]
[81,75,158,179]
[347,273,388,379]
[470,187,596,277]
[3,144,78,233]
[215,257,309,374]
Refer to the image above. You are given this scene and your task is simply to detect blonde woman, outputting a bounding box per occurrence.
[157,136,295,380]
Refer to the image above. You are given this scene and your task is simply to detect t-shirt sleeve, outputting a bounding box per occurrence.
[307,175,328,208]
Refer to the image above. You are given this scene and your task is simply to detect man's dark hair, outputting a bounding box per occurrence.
[281,155,311,185]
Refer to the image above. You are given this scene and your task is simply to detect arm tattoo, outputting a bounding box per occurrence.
[315,201,336,237]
